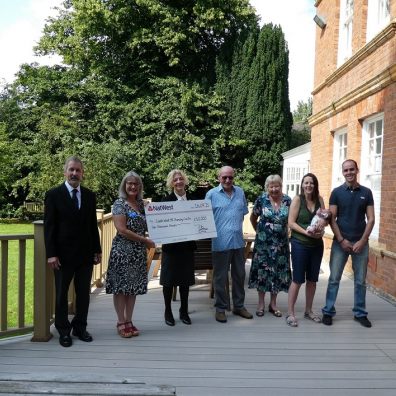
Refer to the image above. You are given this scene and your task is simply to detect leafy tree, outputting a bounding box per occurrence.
[290,97,312,148]
[0,123,20,209]
[293,97,312,123]
[37,0,257,87]
[0,0,257,211]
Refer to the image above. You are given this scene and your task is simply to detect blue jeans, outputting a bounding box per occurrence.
[290,238,324,283]
[322,240,369,318]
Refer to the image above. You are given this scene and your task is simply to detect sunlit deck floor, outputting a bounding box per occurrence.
[1,261,396,396]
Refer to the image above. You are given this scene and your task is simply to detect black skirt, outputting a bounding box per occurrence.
[160,249,195,287]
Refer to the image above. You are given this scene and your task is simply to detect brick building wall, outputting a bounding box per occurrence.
[311,0,396,299]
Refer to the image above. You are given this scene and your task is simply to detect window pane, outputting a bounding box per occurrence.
[376,120,383,135]
[346,0,354,17]
[376,137,382,154]
[375,156,381,172]
[369,123,375,138]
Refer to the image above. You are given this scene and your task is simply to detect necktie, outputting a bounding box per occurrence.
[72,189,79,209]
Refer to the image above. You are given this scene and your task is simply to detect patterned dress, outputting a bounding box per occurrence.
[105,198,148,295]
[248,192,292,293]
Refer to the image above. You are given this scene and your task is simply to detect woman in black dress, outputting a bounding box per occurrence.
[161,169,196,326]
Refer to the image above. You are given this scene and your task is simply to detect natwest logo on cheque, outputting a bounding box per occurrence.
[147,204,174,212]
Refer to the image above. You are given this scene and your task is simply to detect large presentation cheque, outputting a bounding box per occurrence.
[144,200,217,244]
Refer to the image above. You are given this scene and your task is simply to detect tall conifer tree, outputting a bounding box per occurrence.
[245,23,292,186]
[216,23,292,192]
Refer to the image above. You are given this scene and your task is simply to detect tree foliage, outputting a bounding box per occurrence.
[37,0,257,87]
[215,23,292,198]
[0,0,258,210]
[290,97,312,148]
[0,1,299,211]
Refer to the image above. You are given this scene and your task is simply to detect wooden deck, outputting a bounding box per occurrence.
[1,261,396,396]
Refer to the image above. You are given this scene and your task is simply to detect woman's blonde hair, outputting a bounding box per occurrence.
[264,174,283,192]
[166,169,189,192]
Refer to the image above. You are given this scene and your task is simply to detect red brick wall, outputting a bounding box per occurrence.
[381,83,396,252]
[312,0,396,299]
[313,0,340,106]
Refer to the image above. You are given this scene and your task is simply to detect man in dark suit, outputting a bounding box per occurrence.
[44,156,102,347]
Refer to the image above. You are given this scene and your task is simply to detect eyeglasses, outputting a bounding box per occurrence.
[221,176,234,181]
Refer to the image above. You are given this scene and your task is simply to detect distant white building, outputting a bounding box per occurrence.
[281,142,310,199]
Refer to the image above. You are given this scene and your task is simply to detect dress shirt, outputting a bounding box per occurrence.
[65,181,81,209]
[174,192,187,201]
[205,184,248,251]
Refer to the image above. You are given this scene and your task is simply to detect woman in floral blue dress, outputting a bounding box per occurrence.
[106,171,155,338]
[248,174,291,317]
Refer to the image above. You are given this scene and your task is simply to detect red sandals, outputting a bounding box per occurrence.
[116,322,133,338]
[125,321,139,337]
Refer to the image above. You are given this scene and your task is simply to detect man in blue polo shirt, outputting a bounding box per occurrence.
[205,166,253,323]
[322,159,375,327]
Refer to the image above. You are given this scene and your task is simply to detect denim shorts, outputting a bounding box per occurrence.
[290,238,324,284]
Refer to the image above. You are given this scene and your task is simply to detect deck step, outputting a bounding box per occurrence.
[0,380,176,395]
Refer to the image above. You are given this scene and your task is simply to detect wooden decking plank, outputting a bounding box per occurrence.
[0,265,395,395]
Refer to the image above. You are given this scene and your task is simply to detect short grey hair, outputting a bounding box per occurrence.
[64,156,83,172]
[118,171,143,200]
[166,169,189,192]
[217,165,234,177]
[264,174,283,192]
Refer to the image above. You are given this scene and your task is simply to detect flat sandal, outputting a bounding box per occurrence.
[286,314,298,327]
[269,306,282,317]
[304,311,322,323]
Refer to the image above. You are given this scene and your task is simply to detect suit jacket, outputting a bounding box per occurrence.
[44,183,101,267]
[161,192,197,253]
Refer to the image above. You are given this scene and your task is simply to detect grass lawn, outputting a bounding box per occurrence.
[0,223,34,328]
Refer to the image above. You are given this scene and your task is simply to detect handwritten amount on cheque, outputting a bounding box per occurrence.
[152,216,207,228]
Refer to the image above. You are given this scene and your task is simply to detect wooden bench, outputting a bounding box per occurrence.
[167,235,255,310]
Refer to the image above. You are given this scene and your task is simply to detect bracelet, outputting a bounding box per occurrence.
[338,238,345,243]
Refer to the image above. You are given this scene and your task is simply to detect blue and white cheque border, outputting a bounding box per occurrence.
[144,199,217,244]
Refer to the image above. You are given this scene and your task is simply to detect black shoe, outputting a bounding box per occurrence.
[180,312,192,325]
[72,329,93,342]
[165,311,175,326]
[354,316,372,328]
[59,335,72,347]
[322,314,333,326]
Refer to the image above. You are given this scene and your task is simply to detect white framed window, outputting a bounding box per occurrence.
[284,166,307,199]
[338,0,354,66]
[332,128,348,188]
[367,0,390,42]
[360,113,384,240]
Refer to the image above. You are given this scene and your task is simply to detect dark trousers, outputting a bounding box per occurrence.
[212,248,246,312]
[54,264,93,336]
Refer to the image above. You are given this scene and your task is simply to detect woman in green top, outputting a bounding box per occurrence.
[286,173,325,327]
